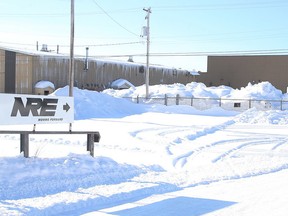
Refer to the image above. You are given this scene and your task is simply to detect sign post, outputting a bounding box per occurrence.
[0,93,74,125]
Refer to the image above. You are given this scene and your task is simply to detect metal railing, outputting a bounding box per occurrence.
[123,94,288,111]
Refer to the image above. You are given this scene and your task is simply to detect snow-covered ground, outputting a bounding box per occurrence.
[1,82,288,215]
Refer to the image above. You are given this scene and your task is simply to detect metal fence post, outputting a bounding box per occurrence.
[164,94,168,106]
[176,94,180,105]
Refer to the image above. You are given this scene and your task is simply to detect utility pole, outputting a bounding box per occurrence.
[69,0,75,131]
[69,0,75,97]
[143,7,151,99]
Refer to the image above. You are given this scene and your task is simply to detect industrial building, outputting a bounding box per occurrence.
[198,55,288,93]
[0,47,198,95]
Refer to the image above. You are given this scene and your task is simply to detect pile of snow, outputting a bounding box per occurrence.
[224,81,283,100]
[52,81,288,122]
[103,82,233,98]
[52,86,147,119]
[235,108,288,124]
[52,86,239,119]
[104,81,285,100]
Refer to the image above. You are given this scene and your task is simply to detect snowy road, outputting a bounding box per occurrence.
[1,109,288,215]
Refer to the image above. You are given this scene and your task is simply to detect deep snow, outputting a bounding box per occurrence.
[1,82,288,216]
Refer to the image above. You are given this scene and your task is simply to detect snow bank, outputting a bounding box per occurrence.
[104,82,234,98]
[104,81,284,100]
[0,154,151,200]
[52,86,147,119]
[52,82,288,121]
[235,108,288,124]
[224,81,283,100]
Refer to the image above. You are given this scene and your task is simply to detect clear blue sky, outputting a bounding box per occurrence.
[0,0,288,71]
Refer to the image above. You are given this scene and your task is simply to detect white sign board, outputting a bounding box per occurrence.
[0,93,74,125]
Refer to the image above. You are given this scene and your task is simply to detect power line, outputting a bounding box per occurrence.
[152,1,288,11]
[91,49,288,58]
[91,0,140,37]
[0,41,143,48]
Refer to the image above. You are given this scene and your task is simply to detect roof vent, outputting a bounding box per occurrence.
[41,44,48,52]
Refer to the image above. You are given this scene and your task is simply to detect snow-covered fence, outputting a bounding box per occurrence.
[124,94,288,111]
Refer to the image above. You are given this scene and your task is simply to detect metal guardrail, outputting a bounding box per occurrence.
[123,94,288,111]
[0,130,100,158]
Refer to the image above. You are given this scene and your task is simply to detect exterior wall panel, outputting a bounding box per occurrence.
[15,54,33,94]
[198,55,288,93]
[0,47,197,94]
[5,51,16,93]
[0,50,5,92]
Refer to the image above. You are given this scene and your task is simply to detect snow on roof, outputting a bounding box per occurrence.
[189,70,200,76]
[111,79,135,89]
[0,46,198,73]
[35,80,55,89]
[0,45,67,57]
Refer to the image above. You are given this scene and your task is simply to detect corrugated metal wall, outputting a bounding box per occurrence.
[0,48,196,94]
[0,50,5,92]
[15,53,33,94]
[31,55,195,92]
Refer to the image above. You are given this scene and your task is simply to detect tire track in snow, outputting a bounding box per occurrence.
[271,138,288,150]
[212,136,288,163]
[130,126,204,146]
[172,127,288,169]
[171,138,248,168]
[172,120,236,168]
[184,120,236,141]
[211,140,270,163]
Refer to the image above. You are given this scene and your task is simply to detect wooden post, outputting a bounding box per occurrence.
[20,133,29,158]
[87,133,94,157]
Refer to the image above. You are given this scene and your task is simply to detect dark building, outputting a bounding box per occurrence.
[198,55,288,93]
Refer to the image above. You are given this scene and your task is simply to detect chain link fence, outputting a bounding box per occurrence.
[123,94,288,111]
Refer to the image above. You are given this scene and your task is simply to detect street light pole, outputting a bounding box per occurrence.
[143,7,151,99]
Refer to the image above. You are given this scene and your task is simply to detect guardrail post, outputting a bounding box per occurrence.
[20,133,29,158]
[87,133,94,157]
[191,97,193,106]
[280,100,283,110]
